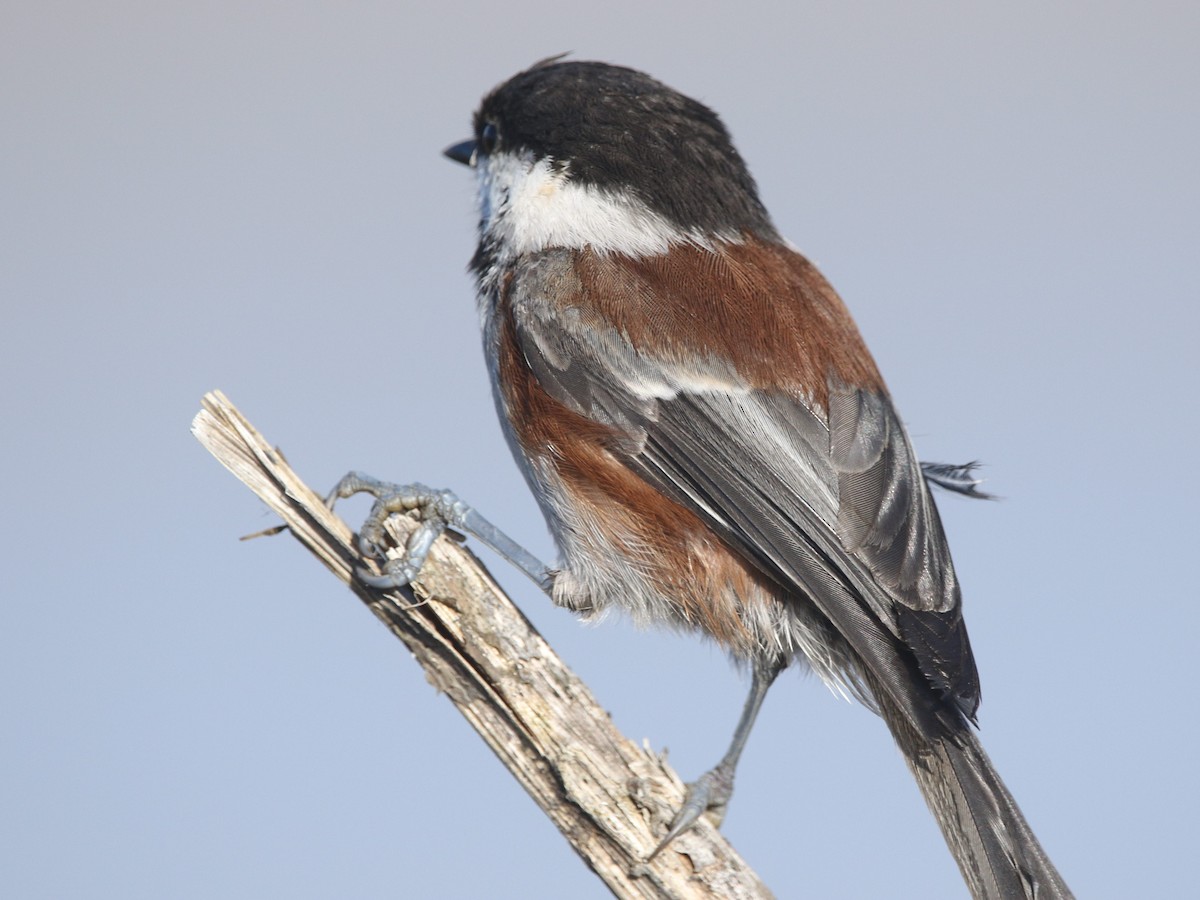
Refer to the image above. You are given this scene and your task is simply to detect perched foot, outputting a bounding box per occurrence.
[326,471,554,593]
[645,657,783,862]
[647,761,735,861]
[326,472,470,589]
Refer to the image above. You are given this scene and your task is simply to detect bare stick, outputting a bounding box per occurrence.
[191,390,772,900]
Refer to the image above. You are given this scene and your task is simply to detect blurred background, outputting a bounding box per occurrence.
[3,2,1196,897]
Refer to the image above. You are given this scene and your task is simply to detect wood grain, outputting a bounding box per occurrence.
[191,390,773,899]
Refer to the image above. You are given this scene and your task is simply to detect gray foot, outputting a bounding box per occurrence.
[326,471,469,589]
[327,471,554,593]
[647,761,735,860]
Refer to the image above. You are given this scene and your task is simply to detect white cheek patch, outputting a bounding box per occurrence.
[478,152,713,257]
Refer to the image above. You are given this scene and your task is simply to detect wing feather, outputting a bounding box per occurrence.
[510,257,980,724]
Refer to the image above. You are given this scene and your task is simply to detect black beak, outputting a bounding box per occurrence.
[444,139,477,167]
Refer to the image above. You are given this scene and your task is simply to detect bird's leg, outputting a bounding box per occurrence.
[325,471,554,593]
[647,655,786,860]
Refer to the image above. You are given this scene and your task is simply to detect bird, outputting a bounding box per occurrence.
[329,57,1071,898]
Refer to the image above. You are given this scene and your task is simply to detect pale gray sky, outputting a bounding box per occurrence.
[3,2,1197,897]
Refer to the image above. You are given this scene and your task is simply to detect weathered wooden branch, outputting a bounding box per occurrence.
[191,390,772,899]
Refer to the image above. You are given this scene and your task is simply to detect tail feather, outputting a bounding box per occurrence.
[885,698,1073,899]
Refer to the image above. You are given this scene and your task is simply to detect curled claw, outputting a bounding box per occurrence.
[357,560,421,589]
[357,523,388,560]
[324,472,474,590]
[325,470,554,596]
[324,470,376,510]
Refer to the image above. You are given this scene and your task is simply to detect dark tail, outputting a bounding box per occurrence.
[884,697,1073,899]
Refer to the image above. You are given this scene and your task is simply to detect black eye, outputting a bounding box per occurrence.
[479,122,499,155]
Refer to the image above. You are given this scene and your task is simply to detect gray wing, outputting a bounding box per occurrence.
[516,300,980,728]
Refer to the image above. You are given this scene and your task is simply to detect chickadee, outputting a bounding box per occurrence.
[332,58,1071,899]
